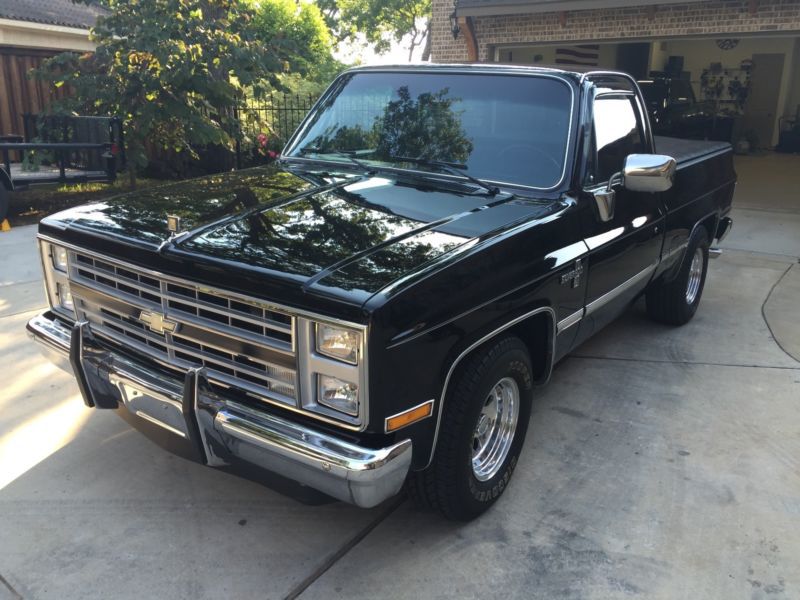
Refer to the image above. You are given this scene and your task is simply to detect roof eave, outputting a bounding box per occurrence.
[457,0,710,18]
[0,16,91,35]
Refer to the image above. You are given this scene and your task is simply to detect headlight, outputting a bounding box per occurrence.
[57,282,74,311]
[52,245,68,272]
[316,323,360,364]
[39,240,75,318]
[287,317,366,427]
[317,374,359,416]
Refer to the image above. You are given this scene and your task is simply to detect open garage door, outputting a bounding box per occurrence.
[495,35,800,148]
[741,53,785,149]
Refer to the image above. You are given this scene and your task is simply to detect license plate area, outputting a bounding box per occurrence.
[70,321,191,439]
[111,374,188,439]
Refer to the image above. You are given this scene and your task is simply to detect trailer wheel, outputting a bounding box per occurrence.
[0,184,9,223]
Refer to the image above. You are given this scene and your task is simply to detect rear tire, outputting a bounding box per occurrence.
[407,336,533,521]
[646,227,709,325]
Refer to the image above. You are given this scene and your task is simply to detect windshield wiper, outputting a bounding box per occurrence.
[296,147,375,174]
[294,149,501,196]
[391,156,500,196]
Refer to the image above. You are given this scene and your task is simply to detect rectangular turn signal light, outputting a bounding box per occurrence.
[385,400,434,433]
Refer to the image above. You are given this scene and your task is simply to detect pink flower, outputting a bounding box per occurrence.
[257,133,268,148]
[267,150,278,159]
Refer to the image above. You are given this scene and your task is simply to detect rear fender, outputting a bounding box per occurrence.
[657,211,718,284]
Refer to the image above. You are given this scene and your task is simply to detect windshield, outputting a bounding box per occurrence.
[287,71,573,189]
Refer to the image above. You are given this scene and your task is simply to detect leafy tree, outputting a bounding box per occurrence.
[36,0,284,186]
[251,0,342,90]
[302,83,473,163]
[375,87,473,162]
[317,0,432,61]
[315,0,355,45]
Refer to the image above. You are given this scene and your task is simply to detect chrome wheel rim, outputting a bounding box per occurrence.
[471,376,520,482]
[685,247,704,304]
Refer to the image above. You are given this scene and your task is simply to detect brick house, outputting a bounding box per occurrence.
[0,0,107,137]
[432,0,800,147]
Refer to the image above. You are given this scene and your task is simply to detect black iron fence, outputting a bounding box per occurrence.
[14,95,318,178]
[232,93,403,169]
[234,93,318,167]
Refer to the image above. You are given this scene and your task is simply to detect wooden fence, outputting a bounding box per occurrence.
[0,47,71,138]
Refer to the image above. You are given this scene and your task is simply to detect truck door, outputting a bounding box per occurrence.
[574,91,665,342]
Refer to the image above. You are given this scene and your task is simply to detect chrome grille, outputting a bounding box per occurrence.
[68,251,298,404]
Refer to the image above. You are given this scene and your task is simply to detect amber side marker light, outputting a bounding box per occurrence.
[385,400,435,433]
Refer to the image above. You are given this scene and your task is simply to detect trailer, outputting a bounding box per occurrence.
[0,115,125,222]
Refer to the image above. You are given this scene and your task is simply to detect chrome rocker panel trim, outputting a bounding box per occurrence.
[585,262,657,316]
[557,308,583,334]
[27,312,411,509]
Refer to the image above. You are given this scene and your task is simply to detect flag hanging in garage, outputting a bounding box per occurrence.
[555,44,600,67]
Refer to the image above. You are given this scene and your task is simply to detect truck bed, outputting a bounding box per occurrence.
[656,134,736,227]
[655,136,732,166]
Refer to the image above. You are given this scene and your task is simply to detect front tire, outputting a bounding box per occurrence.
[407,336,533,521]
[646,227,709,325]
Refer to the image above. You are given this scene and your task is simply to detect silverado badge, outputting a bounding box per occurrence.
[560,259,584,288]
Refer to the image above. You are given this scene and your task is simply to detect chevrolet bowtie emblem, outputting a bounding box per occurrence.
[138,310,179,335]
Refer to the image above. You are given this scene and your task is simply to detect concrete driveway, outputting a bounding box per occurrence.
[1,154,799,600]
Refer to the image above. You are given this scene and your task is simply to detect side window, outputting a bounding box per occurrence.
[592,96,645,183]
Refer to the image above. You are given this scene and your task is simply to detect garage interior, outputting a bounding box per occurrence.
[496,35,800,151]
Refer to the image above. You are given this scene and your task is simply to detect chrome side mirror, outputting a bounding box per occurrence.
[591,154,676,223]
[623,154,676,193]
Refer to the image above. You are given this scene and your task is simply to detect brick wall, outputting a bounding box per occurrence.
[432,0,800,62]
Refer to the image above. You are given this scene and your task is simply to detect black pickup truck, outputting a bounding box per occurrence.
[28,65,735,520]
[637,76,716,140]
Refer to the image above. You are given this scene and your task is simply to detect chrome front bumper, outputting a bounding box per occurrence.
[26,312,411,508]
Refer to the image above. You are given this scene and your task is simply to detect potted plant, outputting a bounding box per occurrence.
[735,129,759,154]
[727,77,750,113]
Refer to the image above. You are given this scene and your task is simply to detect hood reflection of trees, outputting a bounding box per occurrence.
[190,183,468,289]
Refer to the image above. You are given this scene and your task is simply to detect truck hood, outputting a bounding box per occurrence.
[42,163,562,302]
